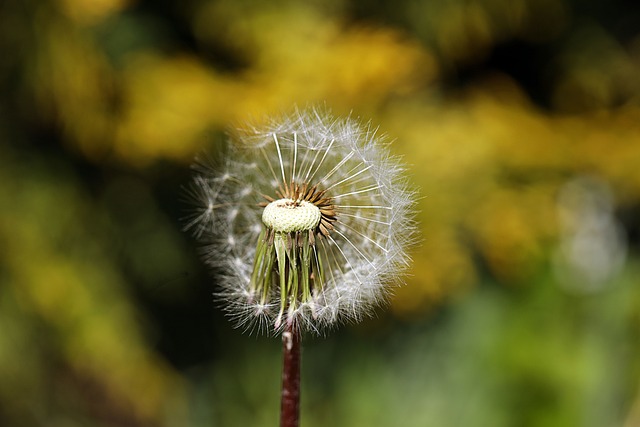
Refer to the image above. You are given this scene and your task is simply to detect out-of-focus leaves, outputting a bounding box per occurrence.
[385,79,640,311]
[112,5,433,165]
[0,144,187,425]
[551,24,640,112]
[13,0,434,166]
[58,0,131,25]
[3,0,640,425]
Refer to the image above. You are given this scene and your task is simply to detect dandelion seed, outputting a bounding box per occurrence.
[184,107,417,335]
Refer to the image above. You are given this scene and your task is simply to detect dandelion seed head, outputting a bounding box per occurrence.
[184,107,417,335]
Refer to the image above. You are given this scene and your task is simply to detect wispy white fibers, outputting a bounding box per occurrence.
[184,108,417,335]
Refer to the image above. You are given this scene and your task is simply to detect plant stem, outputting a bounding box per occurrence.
[280,323,301,427]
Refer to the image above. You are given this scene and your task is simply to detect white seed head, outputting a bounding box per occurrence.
[183,107,417,335]
[262,199,321,233]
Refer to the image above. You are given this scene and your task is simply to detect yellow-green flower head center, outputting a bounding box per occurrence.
[262,198,321,233]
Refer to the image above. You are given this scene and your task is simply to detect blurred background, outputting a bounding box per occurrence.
[2,0,640,425]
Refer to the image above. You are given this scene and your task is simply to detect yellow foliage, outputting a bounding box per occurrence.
[384,76,640,310]
[115,54,240,165]
[0,153,186,424]
[34,1,435,165]
[56,0,131,25]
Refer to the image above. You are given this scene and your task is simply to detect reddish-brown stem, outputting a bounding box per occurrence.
[280,323,301,427]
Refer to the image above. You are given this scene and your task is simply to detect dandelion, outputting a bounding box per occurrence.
[185,107,415,333]
[184,107,416,426]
